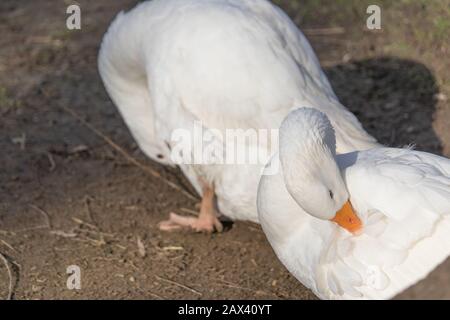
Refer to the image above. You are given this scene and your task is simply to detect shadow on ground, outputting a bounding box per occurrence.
[327,57,442,154]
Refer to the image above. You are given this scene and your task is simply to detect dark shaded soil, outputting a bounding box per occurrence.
[0,0,449,299]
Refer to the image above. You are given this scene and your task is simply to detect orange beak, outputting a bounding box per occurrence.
[331,200,362,234]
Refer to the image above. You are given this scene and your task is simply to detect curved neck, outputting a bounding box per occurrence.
[279,108,337,205]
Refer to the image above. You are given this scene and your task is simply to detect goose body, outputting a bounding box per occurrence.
[258,108,450,299]
[98,0,379,223]
[99,0,450,299]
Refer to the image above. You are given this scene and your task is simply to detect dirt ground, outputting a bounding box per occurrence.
[0,0,449,299]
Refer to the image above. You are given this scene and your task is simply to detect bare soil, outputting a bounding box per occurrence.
[0,0,449,299]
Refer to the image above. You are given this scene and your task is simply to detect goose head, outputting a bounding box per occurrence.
[278,107,362,234]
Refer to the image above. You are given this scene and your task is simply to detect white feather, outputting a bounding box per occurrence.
[98,0,379,222]
[258,109,450,299]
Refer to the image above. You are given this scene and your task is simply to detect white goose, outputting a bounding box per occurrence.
[98,0,379,231]
[258,108,450,300]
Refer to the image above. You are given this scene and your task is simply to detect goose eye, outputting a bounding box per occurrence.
[329,190,334,199]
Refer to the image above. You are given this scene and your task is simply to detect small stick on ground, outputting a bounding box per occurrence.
[46,152,56,172]
[155,275,202,296]
[14,225,49,233]
[135,285,165,299]
[11,133,26,151]
[72,217,98,230]
[180,207,199,216]
[136,236,146,258]
[0,239,18,253]
[83,197,96,225]
[49,230,77,238]
[146,291,164,300]
[161,246,184,251]
[0,252,13,300]
[42,89,198,202]
[29,205,52,229]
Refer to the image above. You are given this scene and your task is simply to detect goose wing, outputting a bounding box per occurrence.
[319,148,450,299]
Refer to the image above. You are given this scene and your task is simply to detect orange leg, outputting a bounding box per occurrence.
[158,184,223,233]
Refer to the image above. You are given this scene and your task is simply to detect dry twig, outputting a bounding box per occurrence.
[180,207,199,216]
[0,253,13,300]
[155,275,202,296]
[0,240,18,253]
[28,205,52,229]
[46,152,56,172]
[42,89,198,201]
[137,237,146,258]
